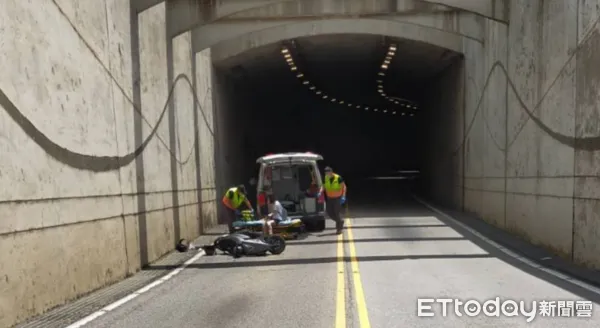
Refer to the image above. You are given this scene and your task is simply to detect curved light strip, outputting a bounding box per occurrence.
[376,44,418,115]
[281,46,412,117]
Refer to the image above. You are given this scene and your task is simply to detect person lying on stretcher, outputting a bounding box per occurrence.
[263,197,288,235]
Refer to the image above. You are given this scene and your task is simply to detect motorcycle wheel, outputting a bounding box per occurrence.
[232,245,243,258]
[265,235,286,255]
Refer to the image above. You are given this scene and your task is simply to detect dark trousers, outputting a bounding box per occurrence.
[223,205,237,232]
[326,197,344,231]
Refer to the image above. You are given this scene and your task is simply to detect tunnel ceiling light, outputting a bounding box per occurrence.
[280,45,401,118]
[392,111,396,114]
[374,44,421,114]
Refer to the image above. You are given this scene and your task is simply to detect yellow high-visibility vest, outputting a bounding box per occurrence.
[222,187,245,208]
[323,174,343,198]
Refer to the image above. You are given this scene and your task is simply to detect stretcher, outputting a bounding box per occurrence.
[231,210,306,239]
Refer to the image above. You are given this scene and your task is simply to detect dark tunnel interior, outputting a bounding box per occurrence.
[213,34,464,206]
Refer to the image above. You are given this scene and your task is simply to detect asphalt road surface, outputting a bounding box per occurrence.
[80,197,600,328]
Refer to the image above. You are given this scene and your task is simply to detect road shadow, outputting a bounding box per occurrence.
[347,207,433,218]
[287,236,466,246]
[145,253,492,271]
[323,224,447,230]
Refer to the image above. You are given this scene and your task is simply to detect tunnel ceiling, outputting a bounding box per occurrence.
[215,34,461,114]
[212,33,465,178]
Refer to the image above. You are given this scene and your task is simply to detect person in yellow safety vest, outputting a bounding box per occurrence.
[222,184,253,232]
[323,166,347,234]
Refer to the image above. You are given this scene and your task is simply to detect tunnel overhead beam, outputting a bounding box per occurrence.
[202,18,468,62]
[162,0,508,38]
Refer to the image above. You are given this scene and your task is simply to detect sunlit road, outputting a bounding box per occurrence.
[73,194,600,328]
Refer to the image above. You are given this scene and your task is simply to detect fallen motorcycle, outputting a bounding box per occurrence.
[206,230,286,258]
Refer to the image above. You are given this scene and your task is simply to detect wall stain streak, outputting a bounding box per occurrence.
[444,14,600,164]
[0,74,214,172]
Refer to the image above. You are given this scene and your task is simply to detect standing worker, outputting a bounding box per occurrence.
[222,184,253,232]
[323,166,347,234]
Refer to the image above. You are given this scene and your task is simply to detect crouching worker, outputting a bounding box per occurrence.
[263,197,288,235]
[222,185,253,233]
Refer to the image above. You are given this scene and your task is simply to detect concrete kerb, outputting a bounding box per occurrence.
[413,196,600,295]
[13,224,229,328]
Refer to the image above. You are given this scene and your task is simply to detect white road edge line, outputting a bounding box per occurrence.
[63,249,206,328]
[414,196,600,296]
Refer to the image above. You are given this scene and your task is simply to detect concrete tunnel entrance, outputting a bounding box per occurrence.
[211,33,463,210]
[11,2,600,326]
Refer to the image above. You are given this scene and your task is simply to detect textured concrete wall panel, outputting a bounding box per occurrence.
[573,0,600,269]
[196,48,219,229]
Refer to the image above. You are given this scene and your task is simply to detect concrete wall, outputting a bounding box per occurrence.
[164,0,509,37]
[422,58,465,209]
[196,48,219,230]
[0,1,217,326]
[429,0,600,271]
[212,71,240,198]
[503,0,600,268]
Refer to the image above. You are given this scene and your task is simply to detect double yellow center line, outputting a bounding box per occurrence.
[336,212,371,328]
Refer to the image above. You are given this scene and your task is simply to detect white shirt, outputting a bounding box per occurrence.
[272,200,287,220]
